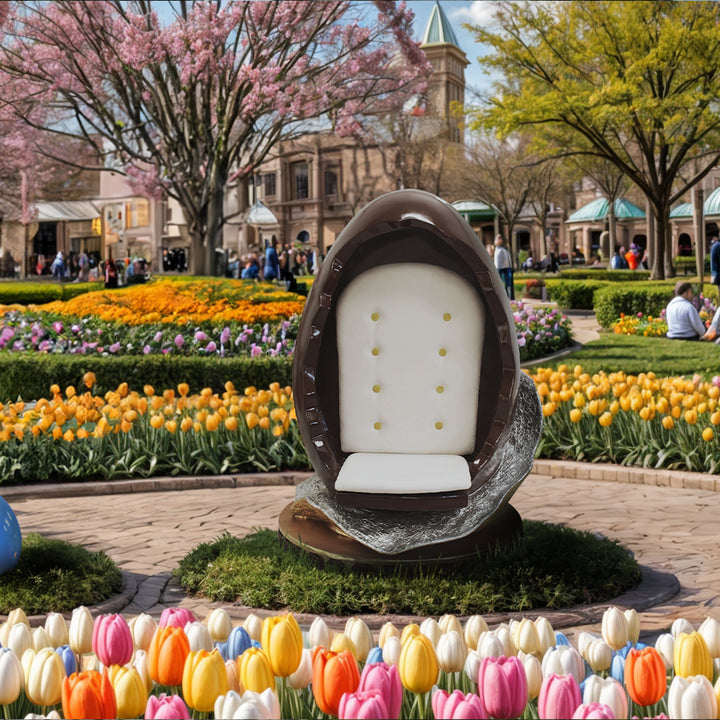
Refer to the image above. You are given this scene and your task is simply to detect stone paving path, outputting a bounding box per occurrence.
[6,458,719,643]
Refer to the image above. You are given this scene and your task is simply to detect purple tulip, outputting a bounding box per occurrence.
[478,655,528,719]
[174,334,184,348]
[109,342,121,353]
[52,321,63,333]
[206,341,217,353]
[194,330,207,341]
[154,331,163,342]
[251,344,262,357]
[145,693,190,720]
[220,327,231,344]
[143,344,151,354]
[538,673,582,719]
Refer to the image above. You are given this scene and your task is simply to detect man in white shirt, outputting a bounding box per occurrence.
[666,281,707,340]
[494,234,514,300]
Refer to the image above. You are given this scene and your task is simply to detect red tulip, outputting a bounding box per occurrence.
[92,614,133,667]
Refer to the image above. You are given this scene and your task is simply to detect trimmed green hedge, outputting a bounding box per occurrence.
[675,256,710,275]
[557,268,651,282]
[0,354,294,402]
[545,280,605,310]
[0,281,102,306]
[594,283,676,328]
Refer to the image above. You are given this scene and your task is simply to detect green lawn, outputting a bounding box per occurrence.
[527,331,720,378]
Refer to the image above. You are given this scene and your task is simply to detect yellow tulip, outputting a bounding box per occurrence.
[182,649,228,713]
[259,416,270,430]
[598,411,613,427]
[662,415,674,430]
[570,408,582,423]
[246,412,259,430]
[703,427,714,442]
[178,383,190,397]
[331,632,359,659]
[398,633,438,694]
[109,665,148,719]
[150,414,164,429]
[224,416,238,431]
[237,647,274,693]
[261,613,303,677]
[674,631,713,680]
[83,372,96,389]
[164,420,177,434]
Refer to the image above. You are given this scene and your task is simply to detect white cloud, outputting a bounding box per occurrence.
[448,1,497,27]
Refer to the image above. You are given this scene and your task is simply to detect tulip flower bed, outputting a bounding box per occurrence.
[0,378,308,485]
[174,524,640,615]
[531,364,720,473]
[612,295,717,337]
[0,288,570,363]
[0,603,719,719]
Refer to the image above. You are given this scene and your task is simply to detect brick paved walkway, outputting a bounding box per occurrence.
[5,458,718,643]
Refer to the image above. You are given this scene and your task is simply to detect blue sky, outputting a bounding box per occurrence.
[407,0,496,98]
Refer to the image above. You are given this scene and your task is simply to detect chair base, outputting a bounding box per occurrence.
[277,501,522,567]
[335,488,468,511]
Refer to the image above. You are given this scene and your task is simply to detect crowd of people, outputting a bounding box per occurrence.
[227,241,322,295]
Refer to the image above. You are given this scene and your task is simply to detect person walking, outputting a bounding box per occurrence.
[710,237,720,288]
[263,240,280,282]
[494,234,515,300]
[50,252,64,281]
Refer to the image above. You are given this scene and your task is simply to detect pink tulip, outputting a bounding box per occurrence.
[91,614,133,667]
[338,688,389,719]
[572,702,616,719]
[432,689,487,719]
[159,607,196,629]
[478,655,528,719]
[358,662,403,719]
[145,693,190,719]
[539,673,583,719]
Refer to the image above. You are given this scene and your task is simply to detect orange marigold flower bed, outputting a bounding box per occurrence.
[36,279,305,326]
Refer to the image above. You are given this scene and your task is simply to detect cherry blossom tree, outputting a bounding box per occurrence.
[0,1,430,273]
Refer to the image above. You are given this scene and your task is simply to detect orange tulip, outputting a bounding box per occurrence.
[62,670,117,720]
[624,647,667,706]
[311,647,360,716]
[148,626,190,687]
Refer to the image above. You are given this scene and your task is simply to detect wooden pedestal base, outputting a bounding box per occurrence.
[278,502,522,567]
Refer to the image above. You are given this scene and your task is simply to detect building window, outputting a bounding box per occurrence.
[292,162,309,200]
[125,199,150,228]
[325,168,338,198]
[263,173,276,197]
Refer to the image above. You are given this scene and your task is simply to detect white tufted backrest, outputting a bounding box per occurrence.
[336,262,484,455]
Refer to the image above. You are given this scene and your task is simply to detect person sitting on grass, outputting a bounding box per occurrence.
[666,281,707,340]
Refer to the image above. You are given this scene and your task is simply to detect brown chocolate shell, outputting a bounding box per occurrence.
[292,189,520,506]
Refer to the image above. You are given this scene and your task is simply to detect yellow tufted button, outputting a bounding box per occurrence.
[371,312,379,321]
[373,421,382,430]
[436,386,444,394]
[371,347,380,356]
[438,348,447,357]
[372,384,381,393]
[434,421,444,430]
[443,312,452,321]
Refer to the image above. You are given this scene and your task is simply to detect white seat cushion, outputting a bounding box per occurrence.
[337,261,484,455]
[335,452,471,494]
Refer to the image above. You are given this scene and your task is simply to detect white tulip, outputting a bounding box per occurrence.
[129,613,157,652]
[672,618,695,638]
[582,674,628,720]
[699,617,720,657]
[207,608,233,643]
[242,614,263,642]
[541,644,585,684]
[382,636,402,666]
[184,621,213,652]
[668,674,717,719]
[44,612,68,648]
[463,615,488,650]
[420,618,441,648]
[308,616,331,650]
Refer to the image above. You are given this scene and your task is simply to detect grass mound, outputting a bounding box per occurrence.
[0,534,122,615]
[174,522,640,616]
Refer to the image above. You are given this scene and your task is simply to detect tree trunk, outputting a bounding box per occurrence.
[647,198,662,279]
[204,181,226,277]
[693,183,705,290]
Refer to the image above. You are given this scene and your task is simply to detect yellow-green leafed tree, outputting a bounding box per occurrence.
[469,0,720,280]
